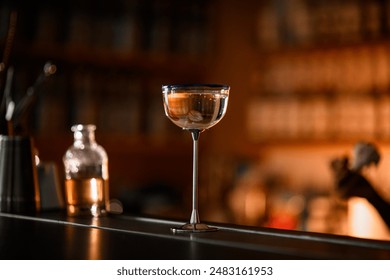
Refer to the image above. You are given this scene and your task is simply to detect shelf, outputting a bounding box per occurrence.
[257,0,390,53]
[257,40,390,58]
[12,43,206,78]
[35,132,190,156]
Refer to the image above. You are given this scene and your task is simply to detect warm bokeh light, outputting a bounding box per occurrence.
[348,197,390,240]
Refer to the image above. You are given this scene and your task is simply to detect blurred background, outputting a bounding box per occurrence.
[2,0,390,240]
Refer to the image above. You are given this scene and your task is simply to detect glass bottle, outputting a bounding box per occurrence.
[63,124,109,217]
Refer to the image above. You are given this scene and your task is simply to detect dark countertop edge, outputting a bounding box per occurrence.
[1,211,390,257]
[117,214,390,250]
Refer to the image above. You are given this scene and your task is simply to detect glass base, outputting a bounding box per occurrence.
[171,223,218,233]
[66,204,106,217]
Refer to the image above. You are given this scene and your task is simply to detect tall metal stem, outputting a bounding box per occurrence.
[189,129,201,224]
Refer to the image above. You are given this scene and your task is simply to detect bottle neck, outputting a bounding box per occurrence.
[72,125,96,148]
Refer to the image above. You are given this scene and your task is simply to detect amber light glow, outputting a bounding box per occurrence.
[348,197,390,240]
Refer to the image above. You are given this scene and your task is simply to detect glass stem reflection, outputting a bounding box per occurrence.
[190,129,201,224]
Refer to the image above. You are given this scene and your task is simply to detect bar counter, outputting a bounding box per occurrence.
[0,212,390,259]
